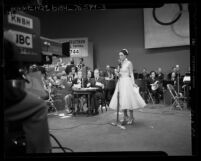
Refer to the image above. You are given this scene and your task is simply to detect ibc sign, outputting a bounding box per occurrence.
[8,13,33,49]
[11,30,33,48]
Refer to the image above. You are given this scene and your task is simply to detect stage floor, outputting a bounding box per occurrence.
[48,104,191,156]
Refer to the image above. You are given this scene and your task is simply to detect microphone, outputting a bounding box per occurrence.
[118,59,122,69]
[117,59,122,79]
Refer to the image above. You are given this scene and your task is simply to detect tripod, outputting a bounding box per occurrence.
[110,77,126,130]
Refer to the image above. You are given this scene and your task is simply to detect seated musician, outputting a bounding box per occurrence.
[67,66,78,82]
[147,71,163,104]
[84,70,93,88]
[90,69,105,115]
[77,57,85,71]
[139,68,149,80]
[65,57,77,75]
[156,67,164,83]
[71,70,87,113]
[168,72,177,90]
[103,65,115,105]
[167,66,178,80]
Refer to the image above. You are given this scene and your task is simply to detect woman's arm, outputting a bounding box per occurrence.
[128,61,138,87]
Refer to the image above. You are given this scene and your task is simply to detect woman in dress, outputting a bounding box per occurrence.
[109,49,146,125]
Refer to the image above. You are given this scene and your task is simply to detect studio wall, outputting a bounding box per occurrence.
[34,8,190,75]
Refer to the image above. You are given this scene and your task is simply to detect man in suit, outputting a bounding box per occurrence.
[65,58,77,75]
[83,70,93,88]
[139,68,149,80]
[167,66,178,80]
[77,57,85,71]
[156,67,164,84]
[71,70,87,114]
[67,66,78,82]
[90,69,105,115]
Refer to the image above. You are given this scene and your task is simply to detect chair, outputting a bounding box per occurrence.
[167,84,186,110]
[147,88,155,104]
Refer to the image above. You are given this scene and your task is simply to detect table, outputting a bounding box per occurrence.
[72,87,98,115]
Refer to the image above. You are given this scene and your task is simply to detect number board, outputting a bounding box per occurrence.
[70,48,80,56]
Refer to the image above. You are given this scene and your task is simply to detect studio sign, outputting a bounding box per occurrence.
[10,30,33,48]
[8,13,33,29]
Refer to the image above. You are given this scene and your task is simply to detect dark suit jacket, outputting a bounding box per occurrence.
[83,77,93,88]
[91,77,105,91]
[167,72,179,80]
[156,73,164,83]
[139,73,149,80]
[103,70,114,78]
[65,64,77,75]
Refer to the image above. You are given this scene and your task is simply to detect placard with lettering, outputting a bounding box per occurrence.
[10,30,33,48]
[55,38,88,57]
[8,13,33,29]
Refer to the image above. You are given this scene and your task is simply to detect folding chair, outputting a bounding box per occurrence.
[167,84,185,110]
[147,88,155,104]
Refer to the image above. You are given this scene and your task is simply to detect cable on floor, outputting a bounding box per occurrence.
[50,133,74,153]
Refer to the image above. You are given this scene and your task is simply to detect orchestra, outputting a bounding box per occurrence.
[34,58,191,115]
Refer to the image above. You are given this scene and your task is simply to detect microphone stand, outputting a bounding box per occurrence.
[110,71,126,130]
[177,72,180,94]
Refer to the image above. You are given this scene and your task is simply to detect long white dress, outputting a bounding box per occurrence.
[109,59,146,111]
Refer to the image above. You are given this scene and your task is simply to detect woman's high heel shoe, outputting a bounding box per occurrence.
[120,116,129,125]
[127,118,135,125]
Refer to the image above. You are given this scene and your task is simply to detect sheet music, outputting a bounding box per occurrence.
[183,76,190,82]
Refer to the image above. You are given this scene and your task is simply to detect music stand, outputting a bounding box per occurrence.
[177,73,180,94]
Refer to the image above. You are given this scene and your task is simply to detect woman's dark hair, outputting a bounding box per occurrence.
[120,49,128,56]
[150,71,156,76]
